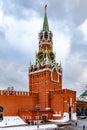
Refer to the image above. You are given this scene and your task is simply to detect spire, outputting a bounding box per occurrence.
[42,5,49,32]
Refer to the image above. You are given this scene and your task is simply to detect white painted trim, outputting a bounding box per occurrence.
[51,67,59,83]
[51,79,59,83]
[40,41,51,45]
[29,68,51,74]
[29,68,62,84]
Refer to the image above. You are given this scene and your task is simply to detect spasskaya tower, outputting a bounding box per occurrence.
[29,5,62,110]
[0,5,76,121]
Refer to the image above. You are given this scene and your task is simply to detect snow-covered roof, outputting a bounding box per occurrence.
[77,90,87,102]
[80,90,87,97]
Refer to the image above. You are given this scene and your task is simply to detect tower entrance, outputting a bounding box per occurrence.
[69,107,72,120]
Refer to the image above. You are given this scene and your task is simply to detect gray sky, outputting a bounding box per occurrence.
[0,0,87,96]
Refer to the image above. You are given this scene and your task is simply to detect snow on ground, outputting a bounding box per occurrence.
[0,124,58,130]
[0,113,77,130]
[0,116,58,130]
[49,112,77,123]
[0,116,26,127]
[72,113,77,120]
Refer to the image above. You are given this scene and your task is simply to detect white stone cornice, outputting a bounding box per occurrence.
[29,68,51,74]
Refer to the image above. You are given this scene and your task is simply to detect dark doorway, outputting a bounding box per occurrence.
[69,107,71,120]
[0,106,4,121]
[42,115,47,123]
[0,114,3,121]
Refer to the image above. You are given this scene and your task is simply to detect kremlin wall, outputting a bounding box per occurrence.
[0,5,77,122]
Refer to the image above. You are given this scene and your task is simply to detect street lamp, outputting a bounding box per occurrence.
[35,104,40,128]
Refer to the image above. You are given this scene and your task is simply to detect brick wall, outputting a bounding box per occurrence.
[0,91,38,116]
[50,89,76,117]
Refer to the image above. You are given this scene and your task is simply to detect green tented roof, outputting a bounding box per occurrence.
[80,90,87,97]
[42,6,49,32]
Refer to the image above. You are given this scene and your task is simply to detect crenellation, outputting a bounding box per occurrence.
[0,90,37,96]
[49,89,65,95]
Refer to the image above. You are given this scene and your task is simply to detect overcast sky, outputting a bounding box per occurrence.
[0,0,87,96]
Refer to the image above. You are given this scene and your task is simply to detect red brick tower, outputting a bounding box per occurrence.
[29,5,62,111]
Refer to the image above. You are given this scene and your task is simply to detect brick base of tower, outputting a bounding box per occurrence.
[29,64,62,111]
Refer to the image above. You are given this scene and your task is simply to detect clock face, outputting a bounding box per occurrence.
[38,51,44,59]
[48,50,55,61]
[36,50,45,62]
[49,52,55,60]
